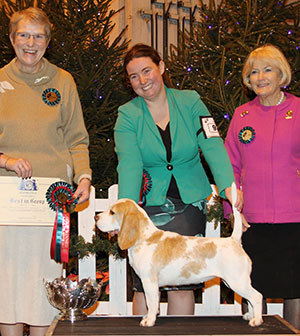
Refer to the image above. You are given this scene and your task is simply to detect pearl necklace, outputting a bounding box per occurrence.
[276,91,284,105]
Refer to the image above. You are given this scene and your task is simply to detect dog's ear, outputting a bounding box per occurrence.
[118,212,139,250]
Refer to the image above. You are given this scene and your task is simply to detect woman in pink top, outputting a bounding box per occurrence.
[225,44,300,329]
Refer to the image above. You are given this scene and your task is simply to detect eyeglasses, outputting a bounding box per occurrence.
[16,32,47,42]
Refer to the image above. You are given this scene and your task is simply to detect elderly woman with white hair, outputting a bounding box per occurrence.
[225,44,300,329]
[0,7,91,336]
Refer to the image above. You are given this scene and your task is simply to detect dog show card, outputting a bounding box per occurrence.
[0,176,61,226]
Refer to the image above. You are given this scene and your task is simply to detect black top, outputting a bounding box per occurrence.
[157,123,181,199]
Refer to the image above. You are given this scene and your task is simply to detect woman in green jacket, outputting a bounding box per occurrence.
[114,43,241,315]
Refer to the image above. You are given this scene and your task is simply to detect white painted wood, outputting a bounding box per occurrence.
[107,184,128,314]
[108,255,128,314]
[77,186,97,280]
[110,0,206,54]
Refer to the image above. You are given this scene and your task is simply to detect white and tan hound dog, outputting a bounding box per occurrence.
[95,183,263,327]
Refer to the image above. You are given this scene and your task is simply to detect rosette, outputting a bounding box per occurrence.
[239,126,255,144]
[46,181,78,263]
[139,169,152,206]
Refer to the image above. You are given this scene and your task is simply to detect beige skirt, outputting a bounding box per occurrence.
[0,226,62,326]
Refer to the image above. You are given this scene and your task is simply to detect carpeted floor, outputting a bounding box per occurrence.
[47,315,300,335]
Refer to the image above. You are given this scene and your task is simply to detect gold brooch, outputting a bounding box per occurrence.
[285,110,293,119]
[240,110,249,118]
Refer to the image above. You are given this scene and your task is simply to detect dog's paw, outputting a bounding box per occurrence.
[140,315,156,327]
[248,317,263,327]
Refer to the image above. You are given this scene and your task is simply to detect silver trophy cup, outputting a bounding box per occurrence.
[44,277,101,322]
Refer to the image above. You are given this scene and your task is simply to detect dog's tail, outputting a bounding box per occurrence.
[230,182,243,242]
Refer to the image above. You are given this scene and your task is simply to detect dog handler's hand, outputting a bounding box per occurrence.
[241,214,251,232]
[225,186,244,212]
[74,178,91,204]
[5,157,32,179]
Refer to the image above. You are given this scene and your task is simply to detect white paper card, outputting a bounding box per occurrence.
[0,176,61,226]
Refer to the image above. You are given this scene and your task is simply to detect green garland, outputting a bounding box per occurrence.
[206,195,225,230]
[206,195,233,237]
[69,227,125,260]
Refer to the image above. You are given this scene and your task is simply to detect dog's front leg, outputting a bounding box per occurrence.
[140,279,160,327]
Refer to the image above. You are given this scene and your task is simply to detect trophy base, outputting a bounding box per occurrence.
[58,309,87,322]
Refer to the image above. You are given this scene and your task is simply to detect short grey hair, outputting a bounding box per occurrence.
[9,7,51,40]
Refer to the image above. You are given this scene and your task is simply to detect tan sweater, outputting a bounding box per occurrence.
[0,58,91,184]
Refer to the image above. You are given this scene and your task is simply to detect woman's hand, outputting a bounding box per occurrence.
[226,186,250,232]
[241,213,251,232]
[5,157,32,179]
[74,178,91,204]
[225,186,244,212]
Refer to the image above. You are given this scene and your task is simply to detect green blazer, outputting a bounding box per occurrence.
[114,87,234,206]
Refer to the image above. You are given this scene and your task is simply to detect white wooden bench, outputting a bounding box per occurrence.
[77,185,283,317]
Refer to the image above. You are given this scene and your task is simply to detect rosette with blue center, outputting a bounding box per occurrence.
[239,126,256,144]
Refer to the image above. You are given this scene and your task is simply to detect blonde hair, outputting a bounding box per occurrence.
[242,44,291,89]
[9,7,51,40]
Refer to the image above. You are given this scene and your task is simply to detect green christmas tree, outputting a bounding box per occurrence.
[168,0,300,137]
[46,0,130,197]
[0,0,130,197]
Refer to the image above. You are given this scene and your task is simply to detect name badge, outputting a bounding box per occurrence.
[200,116,220,138]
